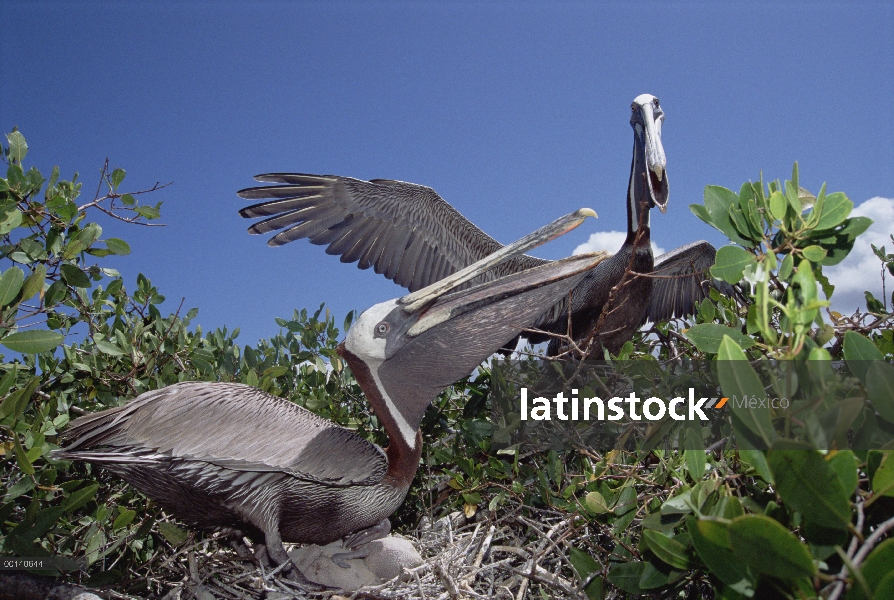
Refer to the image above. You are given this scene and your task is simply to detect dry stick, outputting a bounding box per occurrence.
[826,498,865,600]
[413,570,428,600]
[209,575,256,600]
[852,514,894,568]
[503,565,579,598]
[460,524,496,592]
[435,561,460,599]
[472,525,496,569]
[512,516,577,599]
[828,513,894,600]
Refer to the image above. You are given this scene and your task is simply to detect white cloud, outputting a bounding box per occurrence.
[825,196,894,314]
[572,230,666,257]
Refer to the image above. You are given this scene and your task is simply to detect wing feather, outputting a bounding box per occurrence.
[59,382,386,486]
[647,241,727,322]
[357,222,389,270]
[238,173,538,292]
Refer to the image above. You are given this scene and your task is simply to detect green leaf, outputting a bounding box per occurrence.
[872,452,894,497]
[60,263,92,288]
[1,330,64,354]
[711,246,756,284]
[814,192,853,231]
[0,208,23,235]
[717,336,775,447]
[802,245,827,263]
[11,506,66,545]
[584,491,609,515]
[828,450,858,497]
[569,547,604,600]
[729,206,758,243]
[779,253,794,280]
[740,449,774,483]
[661,490,693,515]
[838,215,873,238]
[684,428,706,481]
[47,195,77,221]
[612,484,638,528]
[703,186,754,246]
[0,376,40,420]
[63,483,99,513]
[642,530,690,570]
[134,205,161,220]
[157,521,188,546]
[767,447,851,529]
[606,561,646,595]
[0,266,25,306]
[111,168,126,189]
[819,217,874,266]
[43,279,67,307]
[843,331,883,385]
[688,517,752,589]
[462,491,481,505]
[104,238,131,256]
[4,477,35,502]
[785,180,803,215]
[113,508,136,530]
[121,193,136,206]
[850,538,894,600]
[866,362,894,424]
[6,130,28,163]
[13,436,34,475]
[19,264,46,302]
[638,562,674,590]
[0,367,16,397]
[685,323,755,353]
[263,365,290,378]
[769,191,787,221]
[94,339,126,357]
[728,515,816,580]
[874,573,894,600]
[61,240,86,260]
[689,203,711,225]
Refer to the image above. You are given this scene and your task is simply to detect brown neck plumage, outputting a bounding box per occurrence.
[338,345,423,487]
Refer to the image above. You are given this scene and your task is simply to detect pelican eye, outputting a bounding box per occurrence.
[375,322,390,336]
[631,103,637,111]
[653,97,660,107]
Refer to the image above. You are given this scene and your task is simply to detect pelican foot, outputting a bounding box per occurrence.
[343,518,391,550]
[331,546,371,569]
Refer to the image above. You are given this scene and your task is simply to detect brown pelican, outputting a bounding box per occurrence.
[237,95,724,356]
[53,210,606,579]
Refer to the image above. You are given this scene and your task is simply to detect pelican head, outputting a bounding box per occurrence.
[631,94,668,214]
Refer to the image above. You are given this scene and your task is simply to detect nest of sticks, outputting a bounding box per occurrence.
[117,502,605,600]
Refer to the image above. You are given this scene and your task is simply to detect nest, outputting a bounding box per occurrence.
[128,503,603,600]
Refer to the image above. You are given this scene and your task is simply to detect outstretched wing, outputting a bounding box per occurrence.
[647,240,734,322]
[58,382,386,486]
[238,174,547,292]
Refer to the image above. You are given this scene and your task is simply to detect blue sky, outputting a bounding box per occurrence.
[2,1,893,345]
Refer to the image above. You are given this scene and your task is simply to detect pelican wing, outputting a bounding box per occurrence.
[59,382,386,486]
[647,240,728,322]
[238,174,547,292]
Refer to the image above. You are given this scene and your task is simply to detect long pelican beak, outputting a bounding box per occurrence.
[399,208,597,314]
[633,94,669,214]
[358,248,609,442]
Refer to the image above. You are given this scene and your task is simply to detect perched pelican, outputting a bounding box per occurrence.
[238,95,725,356]
[54,211,605,578]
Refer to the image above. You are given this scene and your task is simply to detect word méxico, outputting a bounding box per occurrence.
[520,388,723,422]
